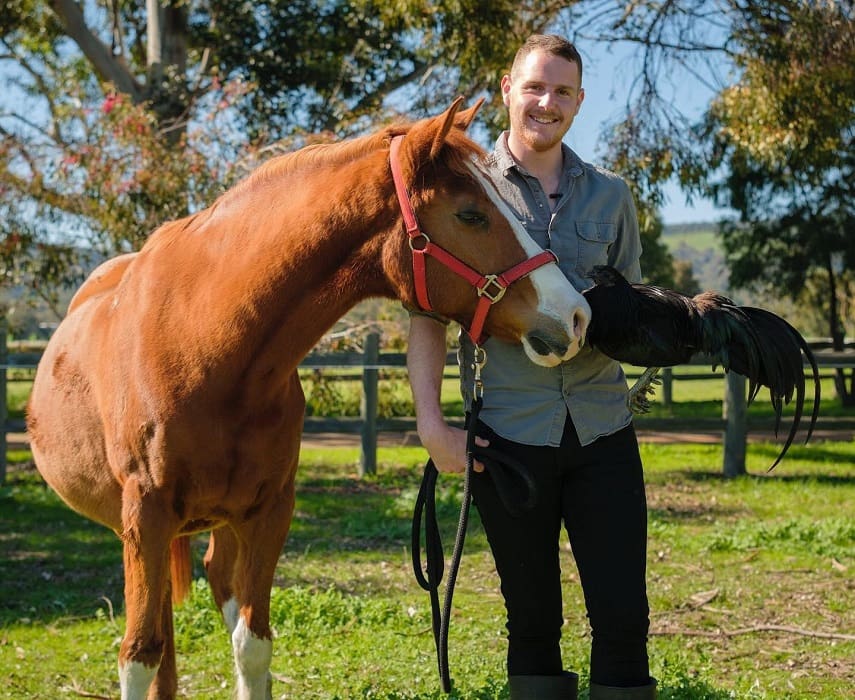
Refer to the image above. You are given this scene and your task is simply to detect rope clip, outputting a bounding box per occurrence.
[472,345,487,399]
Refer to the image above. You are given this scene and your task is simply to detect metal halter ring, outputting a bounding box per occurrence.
[408,232,431,252]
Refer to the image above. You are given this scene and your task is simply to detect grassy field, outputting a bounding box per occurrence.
[662,229,720,254]
[1,438,853,699]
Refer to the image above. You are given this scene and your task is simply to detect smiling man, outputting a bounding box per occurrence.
[407,34,657,699]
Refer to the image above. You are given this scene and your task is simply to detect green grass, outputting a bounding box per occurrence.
[2,441,853,699]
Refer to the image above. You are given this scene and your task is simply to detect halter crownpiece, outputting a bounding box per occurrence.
[389,134,557,345]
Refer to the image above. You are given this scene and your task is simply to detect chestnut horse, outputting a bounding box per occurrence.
[27,99,591,699]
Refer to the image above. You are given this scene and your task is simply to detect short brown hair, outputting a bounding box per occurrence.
[511,34,583,83]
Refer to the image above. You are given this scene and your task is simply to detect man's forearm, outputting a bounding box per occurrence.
[406,315,449,438]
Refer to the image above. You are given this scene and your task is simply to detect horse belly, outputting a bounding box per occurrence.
[28,312,122,531]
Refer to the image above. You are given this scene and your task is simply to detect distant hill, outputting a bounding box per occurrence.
[662,222,733,297]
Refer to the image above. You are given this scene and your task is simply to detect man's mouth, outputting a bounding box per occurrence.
[529,113,559,125]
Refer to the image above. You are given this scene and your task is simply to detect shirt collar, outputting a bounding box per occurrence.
[492,132,585,179]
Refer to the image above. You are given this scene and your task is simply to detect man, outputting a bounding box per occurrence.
[407,35,658,699]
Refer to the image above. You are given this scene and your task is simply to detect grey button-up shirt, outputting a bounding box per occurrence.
[458,133,643,447]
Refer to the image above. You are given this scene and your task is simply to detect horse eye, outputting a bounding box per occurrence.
[455,211,488,226]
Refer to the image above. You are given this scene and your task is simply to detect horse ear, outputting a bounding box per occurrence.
[454,97,484,131]
[428,96,466,159]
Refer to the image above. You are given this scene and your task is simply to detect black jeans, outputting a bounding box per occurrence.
[470,417,650,686]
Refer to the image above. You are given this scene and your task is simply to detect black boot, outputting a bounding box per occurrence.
[509,671,579,699]
[588,677,657,699]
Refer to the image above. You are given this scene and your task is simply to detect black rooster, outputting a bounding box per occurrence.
[582,265,821,469]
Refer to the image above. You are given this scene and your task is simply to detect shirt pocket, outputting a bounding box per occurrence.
[575,221,617,279]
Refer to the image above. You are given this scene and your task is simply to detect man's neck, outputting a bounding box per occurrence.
[505,132,564,186]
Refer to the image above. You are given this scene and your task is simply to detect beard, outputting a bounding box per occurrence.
[512,110,573,152]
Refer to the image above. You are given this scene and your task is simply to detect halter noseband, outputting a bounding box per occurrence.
[389,134,557,345]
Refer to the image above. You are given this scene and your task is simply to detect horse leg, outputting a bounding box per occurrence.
[204,526,241,634]
[118,476,178,700]
[148,579,177,700]
[229,480,296,700]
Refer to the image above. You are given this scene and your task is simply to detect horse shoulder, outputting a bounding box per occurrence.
[67,253,138,314]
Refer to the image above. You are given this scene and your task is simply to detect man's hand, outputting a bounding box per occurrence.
[419,422,489,474]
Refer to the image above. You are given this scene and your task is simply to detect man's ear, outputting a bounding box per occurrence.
[500,74,512,107]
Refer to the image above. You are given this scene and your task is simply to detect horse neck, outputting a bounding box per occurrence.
[191,153,402,374]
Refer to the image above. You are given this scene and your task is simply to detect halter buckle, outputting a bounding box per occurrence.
[477,275,507,303]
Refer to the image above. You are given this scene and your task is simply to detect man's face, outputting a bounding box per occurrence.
[501,49,585,153]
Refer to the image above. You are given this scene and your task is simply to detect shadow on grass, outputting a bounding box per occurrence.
[1,463,489,626]
[288,471,490,557]
[0,469,124,626]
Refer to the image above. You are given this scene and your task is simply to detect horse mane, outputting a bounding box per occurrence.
[226,116,486,200]
[140,113,488,256]
[228,129,392,197]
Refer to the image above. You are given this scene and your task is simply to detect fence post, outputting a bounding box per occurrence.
[1,316,7,485]
[359,331,380,477]
[661,367,673,408]
[722,372,747,477]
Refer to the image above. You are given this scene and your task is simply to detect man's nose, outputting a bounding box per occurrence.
[538,90,556,109]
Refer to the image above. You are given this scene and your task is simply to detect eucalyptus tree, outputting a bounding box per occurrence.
[698,0,855,403]
[0,0,566,316]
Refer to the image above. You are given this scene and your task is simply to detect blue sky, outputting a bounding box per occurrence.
[560,41,730,226]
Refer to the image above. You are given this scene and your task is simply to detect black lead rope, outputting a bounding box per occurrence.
[411,396,537,693]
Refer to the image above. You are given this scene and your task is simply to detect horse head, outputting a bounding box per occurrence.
[388,98,590,367]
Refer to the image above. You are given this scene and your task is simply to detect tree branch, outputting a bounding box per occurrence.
[48,0,143,100]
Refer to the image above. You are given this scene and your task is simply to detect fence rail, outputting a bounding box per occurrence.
[3,331,854,482]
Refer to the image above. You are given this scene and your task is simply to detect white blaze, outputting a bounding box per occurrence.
[468,163,591,365]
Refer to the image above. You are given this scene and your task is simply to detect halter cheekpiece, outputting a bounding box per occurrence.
[389,134,557,346]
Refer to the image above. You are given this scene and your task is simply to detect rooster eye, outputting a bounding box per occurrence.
[455,210,487,226]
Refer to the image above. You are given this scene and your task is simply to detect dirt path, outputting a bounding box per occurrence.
[7,428,852,452]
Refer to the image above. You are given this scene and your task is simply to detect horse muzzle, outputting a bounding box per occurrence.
[521,306,589,367]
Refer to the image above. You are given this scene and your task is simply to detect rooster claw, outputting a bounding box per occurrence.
[628,366,661,415]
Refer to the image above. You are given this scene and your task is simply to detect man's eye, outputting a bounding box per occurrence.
[455,211,488,226]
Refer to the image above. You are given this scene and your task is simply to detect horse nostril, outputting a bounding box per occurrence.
[526,331,568,358]
[573,308,590,346]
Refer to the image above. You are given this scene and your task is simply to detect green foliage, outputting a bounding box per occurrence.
[705,516,855,558]
[303,370,361,417]
[697,0,855,359]
[301,370,416,418]
[268,585,405,636]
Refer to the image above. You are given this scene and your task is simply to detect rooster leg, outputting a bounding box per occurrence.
[627,366,662,414]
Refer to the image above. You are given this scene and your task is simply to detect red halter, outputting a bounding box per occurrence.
[389,134,557,345]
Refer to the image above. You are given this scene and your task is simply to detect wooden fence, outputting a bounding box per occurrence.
[3,328,854,482]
